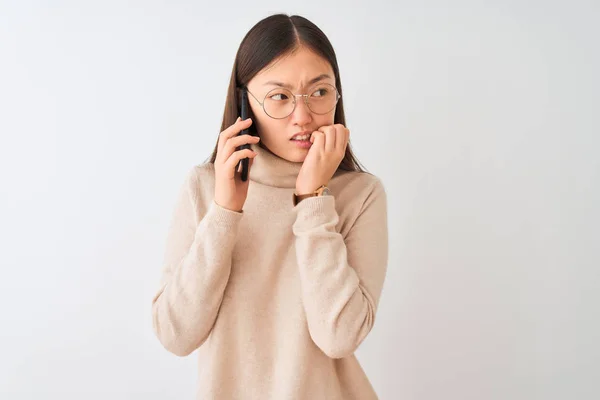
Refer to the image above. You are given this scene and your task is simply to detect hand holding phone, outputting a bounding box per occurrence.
[213,115,260,212]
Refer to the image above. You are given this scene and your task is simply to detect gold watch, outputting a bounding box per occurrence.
[293,184,331,206]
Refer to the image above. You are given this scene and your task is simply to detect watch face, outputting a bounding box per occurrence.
[322,187,331,196]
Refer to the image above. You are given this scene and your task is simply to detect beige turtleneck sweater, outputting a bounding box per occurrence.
[151,142,389,399]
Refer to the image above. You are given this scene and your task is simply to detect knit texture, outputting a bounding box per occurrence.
[152,142,389,399]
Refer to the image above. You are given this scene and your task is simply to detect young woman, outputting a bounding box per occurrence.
[152,13,389,400]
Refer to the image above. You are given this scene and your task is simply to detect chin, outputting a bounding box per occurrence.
[267,143,306,163]
[265,141,310,163]
[291,155,308,163]
[289,149,310,163]
[276,152,305,163]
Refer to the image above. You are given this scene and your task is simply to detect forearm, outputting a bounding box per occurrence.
[152,200,243,356]
[293,193,387,359]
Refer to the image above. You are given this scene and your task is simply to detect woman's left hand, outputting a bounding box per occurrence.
[295,123,350,194]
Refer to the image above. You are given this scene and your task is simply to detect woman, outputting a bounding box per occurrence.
[152,13,389,400]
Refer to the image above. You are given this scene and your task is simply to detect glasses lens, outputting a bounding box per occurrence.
[262,83,340,118]
[307,83,339,115]
[263,88,296,119]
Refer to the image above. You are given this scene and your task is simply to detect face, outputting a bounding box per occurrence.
[246,46,337,163]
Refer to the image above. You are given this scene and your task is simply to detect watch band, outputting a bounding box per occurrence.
[292,184,330,206]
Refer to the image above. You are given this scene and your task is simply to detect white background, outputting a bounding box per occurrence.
[1,1,598,399]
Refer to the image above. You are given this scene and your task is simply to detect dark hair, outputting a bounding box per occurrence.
[205,13,368,174]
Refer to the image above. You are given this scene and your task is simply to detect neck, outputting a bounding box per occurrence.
[249,143,303,189]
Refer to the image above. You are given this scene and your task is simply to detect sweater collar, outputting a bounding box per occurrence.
[249,143,303,189]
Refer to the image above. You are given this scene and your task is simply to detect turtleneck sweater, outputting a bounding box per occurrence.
[151,142,389,400]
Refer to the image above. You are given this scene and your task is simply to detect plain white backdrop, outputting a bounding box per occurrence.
[1,1,598,399]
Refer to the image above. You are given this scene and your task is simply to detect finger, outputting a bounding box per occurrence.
[220,134,260,165]
[218,117,253,154]
[335,126,347,153]
[223,134,260,157]
[319,125,336,152]
[218,117,240,155]
[312,131,325,151]
[225,149,257,176]
[219,117,253,155]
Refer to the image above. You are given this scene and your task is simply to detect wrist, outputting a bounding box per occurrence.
[295,183,325,195]
[292,184,331,206]
[214,198,243,213]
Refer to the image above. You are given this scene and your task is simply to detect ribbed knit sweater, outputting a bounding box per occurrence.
[151,142,389,399]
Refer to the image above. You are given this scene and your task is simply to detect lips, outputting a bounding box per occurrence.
[291,136,311,141]
[291,130,313,140]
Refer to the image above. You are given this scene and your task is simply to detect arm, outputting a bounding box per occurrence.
[292,178,388,359]
[151,167,244,356]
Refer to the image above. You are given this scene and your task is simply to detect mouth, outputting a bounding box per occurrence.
[290,137,312,149]
[290,131,313,141]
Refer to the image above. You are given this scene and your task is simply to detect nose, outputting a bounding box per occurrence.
[290,95,312,125]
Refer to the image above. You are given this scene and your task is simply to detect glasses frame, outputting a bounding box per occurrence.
[244,83,341,120]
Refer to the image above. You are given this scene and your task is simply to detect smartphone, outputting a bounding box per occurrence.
[236,88,251,181]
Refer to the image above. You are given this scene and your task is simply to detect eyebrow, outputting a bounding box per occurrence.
[263,73,333,89]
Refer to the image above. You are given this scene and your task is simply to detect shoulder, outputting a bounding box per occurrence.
[332,170,386,200]
[329,170,387,219]
[182,162,215,189]
[177,162,216,207]
[328,170,387,237]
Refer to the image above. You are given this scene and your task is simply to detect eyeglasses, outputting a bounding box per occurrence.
[244,83,341,119]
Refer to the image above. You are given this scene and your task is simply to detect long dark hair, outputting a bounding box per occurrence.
[205,13,368,174]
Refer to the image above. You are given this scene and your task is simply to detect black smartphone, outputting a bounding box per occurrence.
[236,88,251,181]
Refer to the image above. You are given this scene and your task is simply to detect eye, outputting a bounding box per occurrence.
[311,88,329,97]
[269,93,289,101]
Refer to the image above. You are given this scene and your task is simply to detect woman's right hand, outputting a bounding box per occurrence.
[214,117,261,212]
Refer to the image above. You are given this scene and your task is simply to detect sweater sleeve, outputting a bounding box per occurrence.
[292,178,389,359]
[151,166,244,357]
